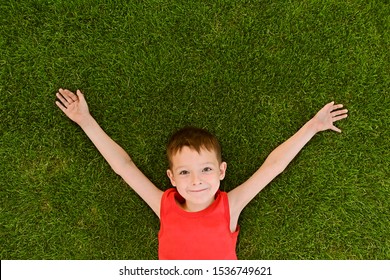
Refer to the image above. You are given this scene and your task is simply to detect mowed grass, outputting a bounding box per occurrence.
[1,0,389,259]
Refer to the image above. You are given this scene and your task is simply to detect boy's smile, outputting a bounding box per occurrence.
[167,146,227,212]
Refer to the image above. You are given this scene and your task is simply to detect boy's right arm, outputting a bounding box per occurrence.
[56,89,163,218]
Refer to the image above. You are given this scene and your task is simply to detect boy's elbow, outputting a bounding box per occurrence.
[112,158,134,176]
[271,164,286,176]
[264,157,286,176]
[112,166,123,176]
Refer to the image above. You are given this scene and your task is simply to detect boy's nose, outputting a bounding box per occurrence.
[191,173,202,186]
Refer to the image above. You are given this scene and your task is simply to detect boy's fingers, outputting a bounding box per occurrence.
[333,114,348,122]
[324,101,336,114]
[331,125,342,133]
[55,100,67,113]
[332,103,344,111]
[324,101,334,111]
[66,89,78,102]
[332,109,348,117]
[76,89,85,100]
[56,92,69,106]
[60,88,78,103]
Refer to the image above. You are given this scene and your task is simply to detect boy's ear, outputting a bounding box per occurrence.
[219,162,227,180]
[167,169,176,186]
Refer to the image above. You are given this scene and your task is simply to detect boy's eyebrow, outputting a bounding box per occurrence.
[174,162,217,171]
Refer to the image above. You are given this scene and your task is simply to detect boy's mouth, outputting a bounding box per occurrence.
[188,188,209,193]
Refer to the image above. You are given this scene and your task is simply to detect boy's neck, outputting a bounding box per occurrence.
[178,198,216,212]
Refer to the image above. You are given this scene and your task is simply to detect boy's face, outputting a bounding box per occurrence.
[167,146,227,212]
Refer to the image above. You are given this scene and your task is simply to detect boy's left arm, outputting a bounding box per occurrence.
[228,102,348,225]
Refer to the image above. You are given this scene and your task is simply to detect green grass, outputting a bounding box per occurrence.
[1,0,389,260]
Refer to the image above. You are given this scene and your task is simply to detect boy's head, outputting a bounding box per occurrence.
[166,126,222,169]
[166,127,227,211]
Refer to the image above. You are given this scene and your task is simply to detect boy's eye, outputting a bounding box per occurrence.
[179,170,189,175]
[203,167,212,172]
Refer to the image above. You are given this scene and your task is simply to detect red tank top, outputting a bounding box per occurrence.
[158,188,239,260]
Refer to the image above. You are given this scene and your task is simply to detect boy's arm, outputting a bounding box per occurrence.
[56,89,163,217]
[228,102,348,223]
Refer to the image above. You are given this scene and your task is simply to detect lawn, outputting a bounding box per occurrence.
[1,0,389,259]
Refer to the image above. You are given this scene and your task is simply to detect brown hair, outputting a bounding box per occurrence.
[166,126,222,168]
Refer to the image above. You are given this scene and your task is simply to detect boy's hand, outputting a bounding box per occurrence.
[56,88,90,125]
[313,101,348,133]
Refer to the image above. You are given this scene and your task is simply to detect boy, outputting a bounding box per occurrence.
[55,88,348,259]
